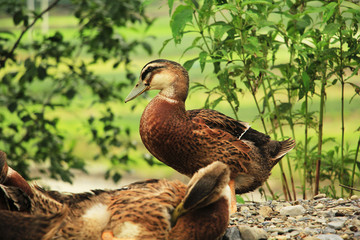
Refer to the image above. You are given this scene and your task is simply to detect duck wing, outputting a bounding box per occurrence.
[187,109,250,139]
[188,109,272,146]
[187,109,252,173]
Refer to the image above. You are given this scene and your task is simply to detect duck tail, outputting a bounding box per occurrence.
[270,138,296,163]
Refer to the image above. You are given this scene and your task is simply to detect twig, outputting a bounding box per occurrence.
[339,184,360,192]
[0,0,61,68]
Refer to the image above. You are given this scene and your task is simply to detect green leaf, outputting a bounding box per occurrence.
[251,66,260,77]
[191,0,200,9]
[214,3,238,12]
[65,88,77,100]
[7,102,17,113]
[183,57,198,71]
[170,5,193,44]
[37,66,47,80]
[201,0,213,11]
[112,173,121,183]
[159,38,173,55]
[278,102,292,113]
[236,195,245,204]
[241,0,271,7]
[347,82,360,102]
[13,10,23,25]
[211,96,223,109]
[323,23,340,37]
[302,71,310,92]
[168,0,175,14]
[212,22,233,39]
[199,51,208,72]
[323,2,338,22]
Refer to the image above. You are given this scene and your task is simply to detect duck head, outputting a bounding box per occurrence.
[125,59,189,103]
[171,161,231,225]
[169,161,231,239]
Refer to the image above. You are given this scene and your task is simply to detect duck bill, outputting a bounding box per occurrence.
[125,79,149,103]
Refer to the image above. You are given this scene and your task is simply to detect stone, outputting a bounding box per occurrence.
[350,195,359,200]
[289,230,300,237]
[221,227,242,240]
[316,234,344,240]
[238,225,268,240]
[259,206,273,217]
[323,227,336,234]
[304,227,321,235]
[328,220,346,230]
[315,203,325,209]
[280,205,306,216]
[273,236,288,240]
[340,233,349,239]
[313,193,327,200]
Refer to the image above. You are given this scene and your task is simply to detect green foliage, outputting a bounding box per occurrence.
[0,0,153,182]
[165,0,360,198]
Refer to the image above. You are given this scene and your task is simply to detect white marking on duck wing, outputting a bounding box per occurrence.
[114,221,141,238]
[238,125,250,140]
[82,203,111,232]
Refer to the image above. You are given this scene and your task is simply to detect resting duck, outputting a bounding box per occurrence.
[125,59,296,212]
[0,151,231,240]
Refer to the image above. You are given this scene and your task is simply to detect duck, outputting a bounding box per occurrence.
[0,150,231,240]
[125,59,296,212]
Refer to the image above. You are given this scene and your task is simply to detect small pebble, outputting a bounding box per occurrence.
[316,234,344,240]
[313,193,327,199]
[315,203,325,209]
[350,195,359,200]
[221,227,242,240]
[238,225,267,240]
[340,233,349,239]
[259,206,273,217]
[279,205,306,216]
[328,220,346,230]
[323,227,337,234]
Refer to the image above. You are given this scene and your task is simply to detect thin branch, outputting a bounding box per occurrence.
[339,184,360,193]
[0,0,61,68]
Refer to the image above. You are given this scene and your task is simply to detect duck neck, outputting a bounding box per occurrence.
[158,72,189,102]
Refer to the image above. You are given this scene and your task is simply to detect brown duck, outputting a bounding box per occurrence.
[0,150,231,240]
[125,59,296,212]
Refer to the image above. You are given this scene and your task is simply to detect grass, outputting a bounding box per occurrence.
[1,9,359,197]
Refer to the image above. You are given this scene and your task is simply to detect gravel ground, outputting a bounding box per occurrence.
[223,194,360,240]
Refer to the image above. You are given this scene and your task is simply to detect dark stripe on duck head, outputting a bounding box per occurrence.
[141,65,165,82]
[141,59,184,81]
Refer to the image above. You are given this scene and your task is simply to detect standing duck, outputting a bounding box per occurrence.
[125,59,296,212]
[0,150,231,240]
